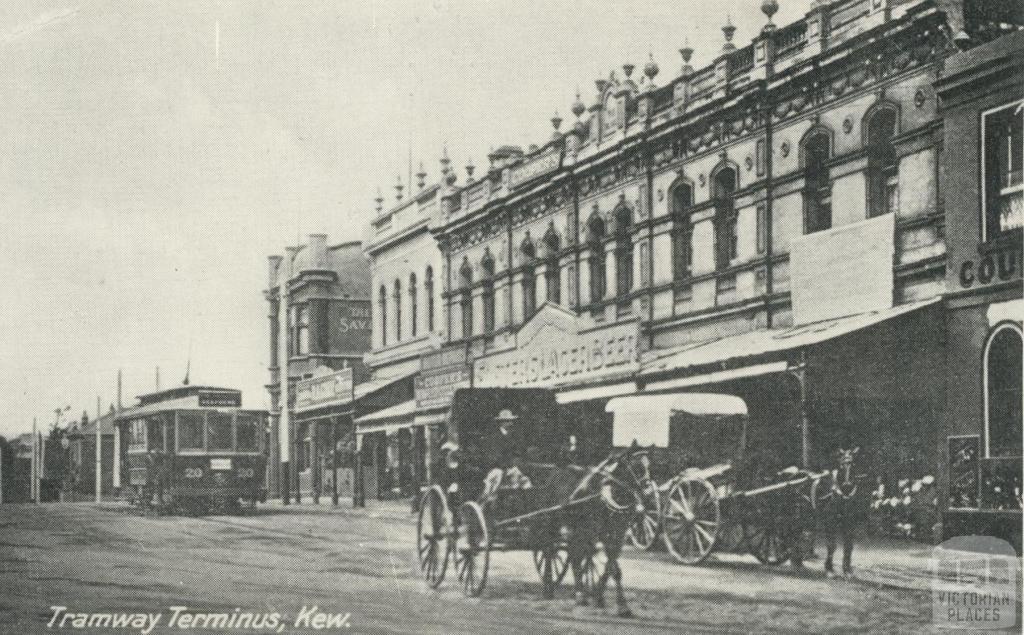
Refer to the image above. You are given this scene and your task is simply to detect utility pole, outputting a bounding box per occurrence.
[279,255,291,505]
[31,417,37,503]
[95,406,102,503]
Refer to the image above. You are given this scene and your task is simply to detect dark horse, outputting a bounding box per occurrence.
[818,447,868,577]
[534,448,647,617]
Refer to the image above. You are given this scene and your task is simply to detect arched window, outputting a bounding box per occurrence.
[425,266,435,333]
[802,130,833,233]
[408,273,418,338]
[713,167,738,270]
[588,214,607,302]
[671,181,694,280]
[481,251,496,333]
[521,237,537,318]
[459,259,473,338]
[544,227,561,305]
[393,279,402,342]
[985,324,1023,458]
[865,105,898,217]
[378,285,388,347]
[615,204,633,295]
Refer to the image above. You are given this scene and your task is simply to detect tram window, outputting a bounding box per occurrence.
[147,416,164,451]
[128,419,146,452]
[236,414,260,451]
[178,412,205,450]
[208,412,233,451]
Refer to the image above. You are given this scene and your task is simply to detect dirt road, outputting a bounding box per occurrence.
[0,503,938,634]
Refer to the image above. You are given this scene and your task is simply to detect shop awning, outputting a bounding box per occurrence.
[354,400,417,435]
[641,298,940,382]
[354,369,418,402]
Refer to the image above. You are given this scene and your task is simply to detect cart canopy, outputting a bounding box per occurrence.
[606,393,748,448]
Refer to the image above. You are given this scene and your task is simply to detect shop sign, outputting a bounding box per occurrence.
[474,304,640,389]
[958,242,1022,288]
[198,390,242,408]
[790,213,894,325]
[415,366,472,410]
[509,149,560,188]
[296,367,354,410]
[334,300,372,353]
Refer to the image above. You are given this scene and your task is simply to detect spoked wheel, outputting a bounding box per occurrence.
[417,485,451,589]
[454,501,490,597]
[746,520,792,565]
[533,545,570,598]
[627,481,662,550]
[662,477,720,564]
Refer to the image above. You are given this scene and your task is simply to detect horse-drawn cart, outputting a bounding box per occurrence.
[607,394,827,566]
[417,388,644,605]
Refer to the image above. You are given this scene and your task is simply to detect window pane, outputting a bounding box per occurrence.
[208,412,233,451]
[236,414,260,451]
[147,416,164,451]
[178,412,205,450]
[988,328,1023,458]
[129,419,146,451]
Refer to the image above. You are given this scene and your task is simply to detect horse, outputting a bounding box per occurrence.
[817,447,868,578]
[534,448,647,617]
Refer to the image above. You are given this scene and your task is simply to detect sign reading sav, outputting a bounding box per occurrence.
[474,304,640,389]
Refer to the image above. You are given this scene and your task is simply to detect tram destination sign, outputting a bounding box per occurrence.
[197,390,242,408]
[474,304,640,389]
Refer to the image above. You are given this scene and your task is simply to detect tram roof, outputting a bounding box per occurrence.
[135,385,241,405]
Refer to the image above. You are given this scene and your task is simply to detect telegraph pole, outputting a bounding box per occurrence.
[31,417,38,503]
[279,255,291,505]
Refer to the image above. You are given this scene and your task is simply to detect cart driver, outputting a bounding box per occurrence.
[480,409,532,500]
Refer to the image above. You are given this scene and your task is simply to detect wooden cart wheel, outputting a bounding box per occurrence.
[627,480,662,550]
[533,545,570,598]
[454,501,490,597]
[662,477,720,564]
[746,519,792,565]
[417,485,451,589]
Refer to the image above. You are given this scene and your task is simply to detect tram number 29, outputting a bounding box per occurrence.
[184,467,204,479]
[237,467,255,479]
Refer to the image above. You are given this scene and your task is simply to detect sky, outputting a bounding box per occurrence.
[0,0,810,438]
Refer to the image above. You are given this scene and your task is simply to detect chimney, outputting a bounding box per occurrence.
[284,246,299,285]
[308,234,328,270]
[268,255,283,288]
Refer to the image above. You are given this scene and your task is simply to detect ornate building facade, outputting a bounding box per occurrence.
[266,236,371,501]
[359,175,446,501]
[365,0,1021,537]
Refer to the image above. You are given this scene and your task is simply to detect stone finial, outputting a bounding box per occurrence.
[644,53,659,81]
[374,187,384,213]
[595,78,608,94]
[465,158,475,182]
[571,91,586,118]
[551,111,563,131]
[395,174,404,201]
[623,63,635,78]
[416,162,427,190]
[722,16,737,53]
[440,146,451,175]
[761,0,779,23]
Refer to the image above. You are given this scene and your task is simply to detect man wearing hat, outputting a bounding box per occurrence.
[480,408,532,500]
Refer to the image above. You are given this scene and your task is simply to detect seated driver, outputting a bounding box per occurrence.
[481,409,532,500]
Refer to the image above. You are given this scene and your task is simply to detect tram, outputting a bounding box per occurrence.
[115,386,268,515]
